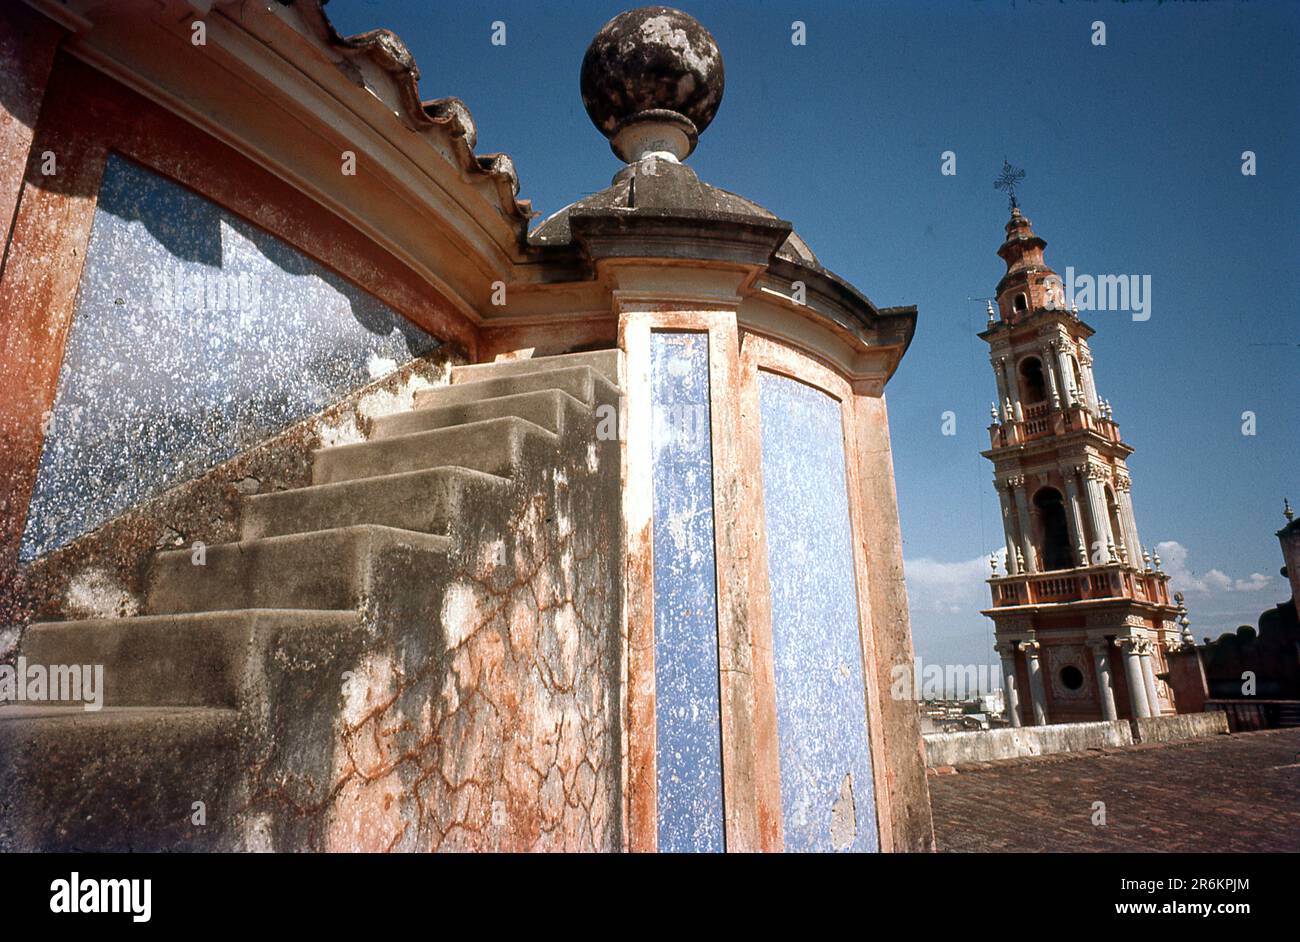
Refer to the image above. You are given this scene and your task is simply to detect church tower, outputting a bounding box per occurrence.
[979,200,1182,727]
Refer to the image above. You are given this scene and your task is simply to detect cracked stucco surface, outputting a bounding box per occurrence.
[239,382,625,852]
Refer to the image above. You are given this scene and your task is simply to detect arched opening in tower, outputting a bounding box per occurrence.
[1019,356,1048,405]
[1033,486,1074,572]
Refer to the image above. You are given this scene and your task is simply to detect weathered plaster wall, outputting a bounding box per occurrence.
[3,360,625,853]
[308,379,625,851]
[0,2,62,257]
[924,721,1134,767]
[1131,711,1228,744]
[852,391,936,851]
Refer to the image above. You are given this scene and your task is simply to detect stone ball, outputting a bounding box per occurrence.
[580,6,725,139]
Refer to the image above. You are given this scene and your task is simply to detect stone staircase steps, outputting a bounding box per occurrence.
[146,524,451,615]
[450,349,620,386]
[17,610,362,708]
[411,364,611,412]
[0,705,243,852]
[372,387,581,440]
[1,347,622,851]
[311,415,555,485]
[242,465,508,540]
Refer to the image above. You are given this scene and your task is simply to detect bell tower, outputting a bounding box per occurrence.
[978,193,1183,728]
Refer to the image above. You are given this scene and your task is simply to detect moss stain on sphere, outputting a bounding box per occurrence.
[580,6,725,138]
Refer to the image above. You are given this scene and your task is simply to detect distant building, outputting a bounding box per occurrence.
[1194,504,1300,729]
[976,690,1005,717]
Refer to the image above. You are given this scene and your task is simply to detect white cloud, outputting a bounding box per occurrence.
[1156,540,1270,596]
[905,550,1001,613]
[904,550,1005,671]
[1234,573,1270,592]
[1202,569,1233,592]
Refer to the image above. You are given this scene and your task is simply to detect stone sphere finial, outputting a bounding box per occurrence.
[579,6,725,163]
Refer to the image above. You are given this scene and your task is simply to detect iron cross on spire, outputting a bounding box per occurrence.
[994,160,1025,211]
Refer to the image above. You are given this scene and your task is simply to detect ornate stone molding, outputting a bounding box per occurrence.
[998,615,1035,633]
[1084,462,1111,484]
[1047,645,1089,699]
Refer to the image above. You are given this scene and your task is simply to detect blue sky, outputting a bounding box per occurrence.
[329,0,1299,673]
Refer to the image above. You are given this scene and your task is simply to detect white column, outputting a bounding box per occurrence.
[1011,476,1038,574]
[1042,346,1061,409]
[1088,639,1118,722]
[997,483,1021,575]
[1061,470,1088,567]
[1083,466,1115,563]
[1019,634,1048,726]
[1055,343,1076,407]
[1078,347,1100,412]
[1116,479,1141,566]
[1105,487,1129,564]
[993,357,1011,419]
[1006,359,1024,422]
[1139,643,1162,716]
[1118,639,1150,719]
[996,643,1022,728]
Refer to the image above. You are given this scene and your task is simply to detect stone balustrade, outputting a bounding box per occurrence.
[988,562,1167,607]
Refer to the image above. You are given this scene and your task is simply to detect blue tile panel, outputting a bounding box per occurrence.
[757,370,878,852]
[20,154,436,560]
[650,331,725,853]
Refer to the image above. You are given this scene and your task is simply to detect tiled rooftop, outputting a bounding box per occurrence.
[928,728,1300,852]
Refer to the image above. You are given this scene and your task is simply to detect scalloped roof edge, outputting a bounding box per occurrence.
[291,0,535,225]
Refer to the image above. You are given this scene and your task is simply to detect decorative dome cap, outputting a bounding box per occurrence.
[579,6,724,163]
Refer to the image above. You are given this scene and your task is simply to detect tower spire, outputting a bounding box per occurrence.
[993,199,1062,324]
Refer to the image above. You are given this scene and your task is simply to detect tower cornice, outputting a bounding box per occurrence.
[982,431,1135,462]
[979,310,1095,344]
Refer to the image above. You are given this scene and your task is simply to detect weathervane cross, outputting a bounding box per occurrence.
[994,160,1025,211]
